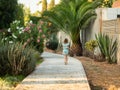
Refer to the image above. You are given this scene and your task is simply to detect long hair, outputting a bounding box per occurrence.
[64,38,68,44]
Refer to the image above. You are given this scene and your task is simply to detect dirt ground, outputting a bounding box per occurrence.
[75,56,120,90]
[45,49,120,90]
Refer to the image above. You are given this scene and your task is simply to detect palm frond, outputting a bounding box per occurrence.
[81,14,96,29]
[42,0,99,43]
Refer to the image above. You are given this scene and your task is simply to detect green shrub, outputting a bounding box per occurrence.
[1,20,47,53]
[46,33,58,50]
[46,41,58,50]
[95,33,117,64]
[0,42,40,76]
[29,16,41,24]
[85,40,98,52]
[0,75,25,89]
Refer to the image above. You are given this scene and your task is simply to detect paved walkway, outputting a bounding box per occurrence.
[15,52,90,90]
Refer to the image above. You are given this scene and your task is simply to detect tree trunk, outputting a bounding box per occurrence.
[69,38,83,56]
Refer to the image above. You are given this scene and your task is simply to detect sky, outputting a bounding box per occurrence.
[18,0,60,13]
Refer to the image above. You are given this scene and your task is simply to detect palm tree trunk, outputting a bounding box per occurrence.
[70,37,83,56]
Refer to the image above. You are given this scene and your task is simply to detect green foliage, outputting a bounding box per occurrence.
[36,59,43,65]
[0,0,20,29]
[0,75,25,89]
[15,4,24,26]
[85,40,98,52]
[95,33,118,64]
[46,33,58,50]
[0,20,24,44]
[30,16,41,24]
[0,42,40,76]
[42,0,101,55]
[23,20,47,52]
[46,41,58,50]
[1,20,47,53]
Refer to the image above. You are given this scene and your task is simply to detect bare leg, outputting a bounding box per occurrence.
[64,55,68,65]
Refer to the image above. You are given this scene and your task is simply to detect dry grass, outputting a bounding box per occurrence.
[75,56,120,90]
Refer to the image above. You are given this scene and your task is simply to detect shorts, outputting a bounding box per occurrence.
[63,49,69,55]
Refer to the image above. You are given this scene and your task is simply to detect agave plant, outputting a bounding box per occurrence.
[42,0,101,56]
[95,33,117,63]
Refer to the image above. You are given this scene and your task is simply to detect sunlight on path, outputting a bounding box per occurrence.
[15,52,90,90]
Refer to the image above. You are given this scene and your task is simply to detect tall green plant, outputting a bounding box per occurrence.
[0,42,39,76]
[95,33,117,64]
[15,4,24,26]
[42,0,101,55]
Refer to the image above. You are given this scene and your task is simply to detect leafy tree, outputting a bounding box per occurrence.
[0,0,18,29]
[15,4,24,26]
[42,0,101,55]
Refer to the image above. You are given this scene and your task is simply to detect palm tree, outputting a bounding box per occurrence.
[42,0,101,56]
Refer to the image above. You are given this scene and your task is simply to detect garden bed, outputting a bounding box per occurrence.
[75,56,120,90]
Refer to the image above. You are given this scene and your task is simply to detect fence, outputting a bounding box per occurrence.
[102,18,120,64]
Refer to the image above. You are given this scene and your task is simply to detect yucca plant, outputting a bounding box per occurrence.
[95,33,117,64]
[95,33,109,58]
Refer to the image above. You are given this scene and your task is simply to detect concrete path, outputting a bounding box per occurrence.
[15,52,90,90]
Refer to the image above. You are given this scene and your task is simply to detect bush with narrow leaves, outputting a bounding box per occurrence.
[95,33,117,64]
[0,42,40,76]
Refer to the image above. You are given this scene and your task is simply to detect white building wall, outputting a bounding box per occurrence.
[102,8,120,20]
[86,8,120,41]
[86,8,120,64]
[85,8,101,41]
